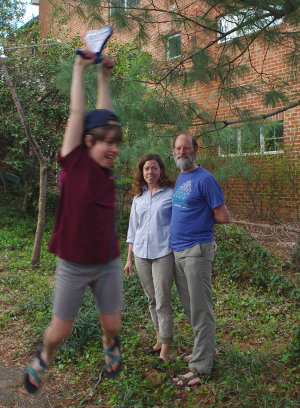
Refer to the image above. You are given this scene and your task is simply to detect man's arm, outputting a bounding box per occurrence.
[61,50,97,157]
[213,204,230,224]
[96,57,114,110]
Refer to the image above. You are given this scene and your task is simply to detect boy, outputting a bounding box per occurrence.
[24,49,123,393]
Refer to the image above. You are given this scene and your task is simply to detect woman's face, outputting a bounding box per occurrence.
[143,160,161,187]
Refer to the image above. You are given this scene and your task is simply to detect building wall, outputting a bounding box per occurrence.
[38,0,300,220]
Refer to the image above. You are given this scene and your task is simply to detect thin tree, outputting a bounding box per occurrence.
[0,56,47,266]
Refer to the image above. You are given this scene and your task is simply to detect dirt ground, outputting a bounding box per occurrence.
[0,212,299,408]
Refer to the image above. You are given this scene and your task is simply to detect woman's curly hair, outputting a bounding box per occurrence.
[133,153,174,196]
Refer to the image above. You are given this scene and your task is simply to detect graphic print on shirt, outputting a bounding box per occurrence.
[172,179,192,208]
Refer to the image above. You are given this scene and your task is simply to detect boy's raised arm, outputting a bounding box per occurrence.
[61,50,97,157]
[96,57,114,111]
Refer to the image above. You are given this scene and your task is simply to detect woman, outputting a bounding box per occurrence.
[124,153,174,362]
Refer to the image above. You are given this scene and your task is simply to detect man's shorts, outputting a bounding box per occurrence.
[52,257,123,321]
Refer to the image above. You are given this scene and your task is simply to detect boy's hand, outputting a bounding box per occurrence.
[100,56,114,77]
[75,49,97,67]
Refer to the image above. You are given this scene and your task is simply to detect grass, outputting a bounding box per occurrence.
[0,188,299,407]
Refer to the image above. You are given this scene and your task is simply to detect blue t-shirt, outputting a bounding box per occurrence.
[169,166,225,251]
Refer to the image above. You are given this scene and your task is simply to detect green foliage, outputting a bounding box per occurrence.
[51,0,300,128]
[203,122,299,220]
[280,324,300,367]
[0,0,25,41]
[214,224,297,297]
[55,41,193,171]
[1,21,77,210]
[264,89,289,108]
[0,188,298,406]
[291,239,300,273]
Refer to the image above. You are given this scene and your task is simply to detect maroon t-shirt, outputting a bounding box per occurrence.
[48,146,120,264]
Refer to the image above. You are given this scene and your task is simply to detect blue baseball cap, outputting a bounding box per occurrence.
[84,109,121,133]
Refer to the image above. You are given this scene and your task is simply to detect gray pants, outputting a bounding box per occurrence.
[173,243,215,375]
[134,252,174,343]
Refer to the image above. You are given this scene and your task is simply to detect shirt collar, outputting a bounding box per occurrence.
[143,185,166,192]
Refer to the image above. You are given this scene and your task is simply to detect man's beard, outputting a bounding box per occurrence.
[174,153,195,170]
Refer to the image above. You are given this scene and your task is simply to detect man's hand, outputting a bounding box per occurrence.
[213,205,230,224]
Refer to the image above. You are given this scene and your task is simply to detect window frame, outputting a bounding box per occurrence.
[166,33,182,60]
[110,0,139,17]
[217,8,283,43]
[218,121,284,157]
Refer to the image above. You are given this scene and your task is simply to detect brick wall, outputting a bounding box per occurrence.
[38,0,300,220]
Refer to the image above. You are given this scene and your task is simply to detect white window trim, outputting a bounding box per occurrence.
[218,123,284,157]
[167,33,182,60]
[218,8,283,43]
[110,0,136,16]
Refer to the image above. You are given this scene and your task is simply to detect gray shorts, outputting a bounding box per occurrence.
[53,257,123,321]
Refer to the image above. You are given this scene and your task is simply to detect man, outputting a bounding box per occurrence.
[170,133,230,387]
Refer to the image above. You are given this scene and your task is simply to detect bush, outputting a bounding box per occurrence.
[214,225,296,296]
[291,239,300,273]
[281,324,300,367]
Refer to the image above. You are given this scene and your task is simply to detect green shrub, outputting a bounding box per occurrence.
[291,239,300,273]
[214,225,296,297]
[281,324,300,367]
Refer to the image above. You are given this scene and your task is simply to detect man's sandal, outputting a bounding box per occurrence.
[24,345,47,394]
[103,336,122,379]
[177,352,193,362]
[172,368,210,388]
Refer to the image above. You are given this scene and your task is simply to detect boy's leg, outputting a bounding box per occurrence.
[91,257,123,375]
[26,258,89,391]
[100,311,121,373]
[27,315,73,388]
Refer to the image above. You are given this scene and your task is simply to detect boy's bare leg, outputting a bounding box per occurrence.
[27,315,73,388]
[100,311,121,374]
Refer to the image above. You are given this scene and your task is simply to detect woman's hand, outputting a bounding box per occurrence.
[124,260,133,276]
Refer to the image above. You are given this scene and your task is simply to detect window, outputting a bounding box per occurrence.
[218,8,283,42]
[167,33,181,60]
[218,121,284,156]
[110,0,139,16]
[263,122,284,152]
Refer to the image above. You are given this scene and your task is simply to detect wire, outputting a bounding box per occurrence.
[3,39,78,51]
[3,0,200,52]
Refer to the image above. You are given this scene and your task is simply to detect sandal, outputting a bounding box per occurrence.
[145,347,161,355]
[24,345,47,394]
[103,336,122,379]
[177,352,193,362]
[172,368,209,388]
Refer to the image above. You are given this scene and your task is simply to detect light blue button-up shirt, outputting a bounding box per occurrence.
[126,186,173,259]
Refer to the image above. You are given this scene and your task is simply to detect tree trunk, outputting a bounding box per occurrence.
[0,170,7,192]
[0,57,48,266]
[31,158,48,266]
